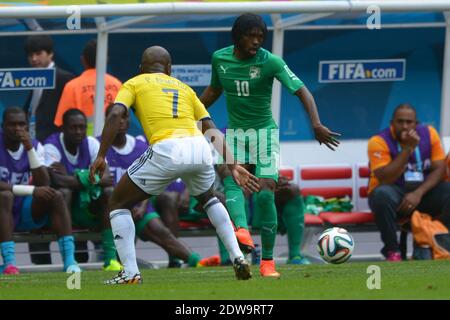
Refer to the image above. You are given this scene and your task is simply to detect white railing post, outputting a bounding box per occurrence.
[93,19,108,137]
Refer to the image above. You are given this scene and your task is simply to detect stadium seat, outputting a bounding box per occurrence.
[355,163,371,212]
[304,213,324,225]
[279,167,295,182]
[298,164,375,227]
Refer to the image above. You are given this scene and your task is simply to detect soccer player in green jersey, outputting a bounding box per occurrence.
[200,13,340,277]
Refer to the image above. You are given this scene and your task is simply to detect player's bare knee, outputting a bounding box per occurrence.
[155,192,177,211]
[58,188,72,203]
[51,188,65,205]
[0,190,14,208]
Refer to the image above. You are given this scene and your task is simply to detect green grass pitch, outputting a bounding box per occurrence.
[1,260,449,300]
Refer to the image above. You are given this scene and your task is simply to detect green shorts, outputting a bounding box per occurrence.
[135,211,160,237]
[225,124,279,181]
[179,196,208,222]
[71,200,101,229]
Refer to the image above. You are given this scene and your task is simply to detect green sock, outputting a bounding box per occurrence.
[223,176,248,229]
[217,237,230,264]
[187,252,201,267]
[282,195,305,259]
[102,228,117,266]
[255,190,277,260]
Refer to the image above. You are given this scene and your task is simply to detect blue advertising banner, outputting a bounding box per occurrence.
[319,59,406,83]
[171,65,211,87]
[0,68,55,91]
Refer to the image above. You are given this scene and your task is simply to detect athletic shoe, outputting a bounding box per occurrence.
[435,233,450,252]
[234,227,255,254]
[197,255,221,267]
[260,259,281,278]
[2,264,19,275]
[386,251,402,262]
[168,258,183,268]
[103,259,123,271]
[287,256,312,265]
[104,270,142,285]
[233,257,252,280]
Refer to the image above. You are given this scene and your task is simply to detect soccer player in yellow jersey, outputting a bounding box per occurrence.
[90,46,259,284]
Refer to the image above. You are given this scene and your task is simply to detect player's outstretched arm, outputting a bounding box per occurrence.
[295,86,341,151]
[200,118,260,192]
[199,86,223,109]
[89,103,127,183]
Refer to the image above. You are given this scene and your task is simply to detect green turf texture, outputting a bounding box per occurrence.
[1,260,449,299]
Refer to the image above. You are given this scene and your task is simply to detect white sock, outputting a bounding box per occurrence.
[109,209,139,276]
[203,197,244,261]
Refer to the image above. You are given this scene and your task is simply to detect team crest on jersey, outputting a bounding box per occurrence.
[249,66,261,79]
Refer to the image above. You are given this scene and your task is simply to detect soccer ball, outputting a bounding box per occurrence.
[317,227,354,264]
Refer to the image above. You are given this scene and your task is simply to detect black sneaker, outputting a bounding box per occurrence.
[435,233,450,252]
[104,270,142,285]
[233,257,252,280]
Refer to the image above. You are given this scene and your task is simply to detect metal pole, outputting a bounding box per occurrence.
[93,28,108,137]
[440,12,450,136]
[3,1,450,19]
[271,15,284,127]
[271,30,284,127]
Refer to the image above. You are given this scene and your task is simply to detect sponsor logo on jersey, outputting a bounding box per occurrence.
[319,59,405,83]
[0,68,55,91]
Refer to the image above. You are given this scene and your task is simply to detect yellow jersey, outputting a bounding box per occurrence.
[114,73,210,145]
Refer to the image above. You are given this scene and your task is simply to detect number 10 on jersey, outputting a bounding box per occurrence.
[234,80,250,97]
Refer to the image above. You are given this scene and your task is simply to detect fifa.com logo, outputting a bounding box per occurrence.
[169,128,280,176]
[0,72,47,89]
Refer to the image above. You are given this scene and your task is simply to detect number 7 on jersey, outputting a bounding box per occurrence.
[162,88,179,118]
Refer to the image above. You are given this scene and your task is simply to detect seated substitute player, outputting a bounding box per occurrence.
[44,108,120,271]
[101,104,219,268]
[200,13,340,277]
[90,46,260,284]
[215,170,311,265]
[0,107,80,274]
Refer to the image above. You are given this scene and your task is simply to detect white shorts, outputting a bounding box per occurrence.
[127,135,215,196]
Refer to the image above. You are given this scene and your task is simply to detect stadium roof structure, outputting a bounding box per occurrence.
[0,0,449,136]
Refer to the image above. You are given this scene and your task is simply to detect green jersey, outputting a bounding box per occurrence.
[210,46,304,130]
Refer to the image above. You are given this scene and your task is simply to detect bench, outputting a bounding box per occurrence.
[12,165,404,263]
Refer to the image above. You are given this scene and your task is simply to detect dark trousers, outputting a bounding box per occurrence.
[368,182,450,256]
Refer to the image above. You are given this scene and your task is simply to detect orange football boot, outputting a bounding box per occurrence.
[197,255,221,267]
[234,227,255,254]
[260,259,281,278]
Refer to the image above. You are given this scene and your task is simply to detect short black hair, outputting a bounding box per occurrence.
[392,103,417,120]
[231,13,268,44]
[62,108,87,126]
[83,39,97,68]
[24,35,54,55]
[2,106,27,125]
